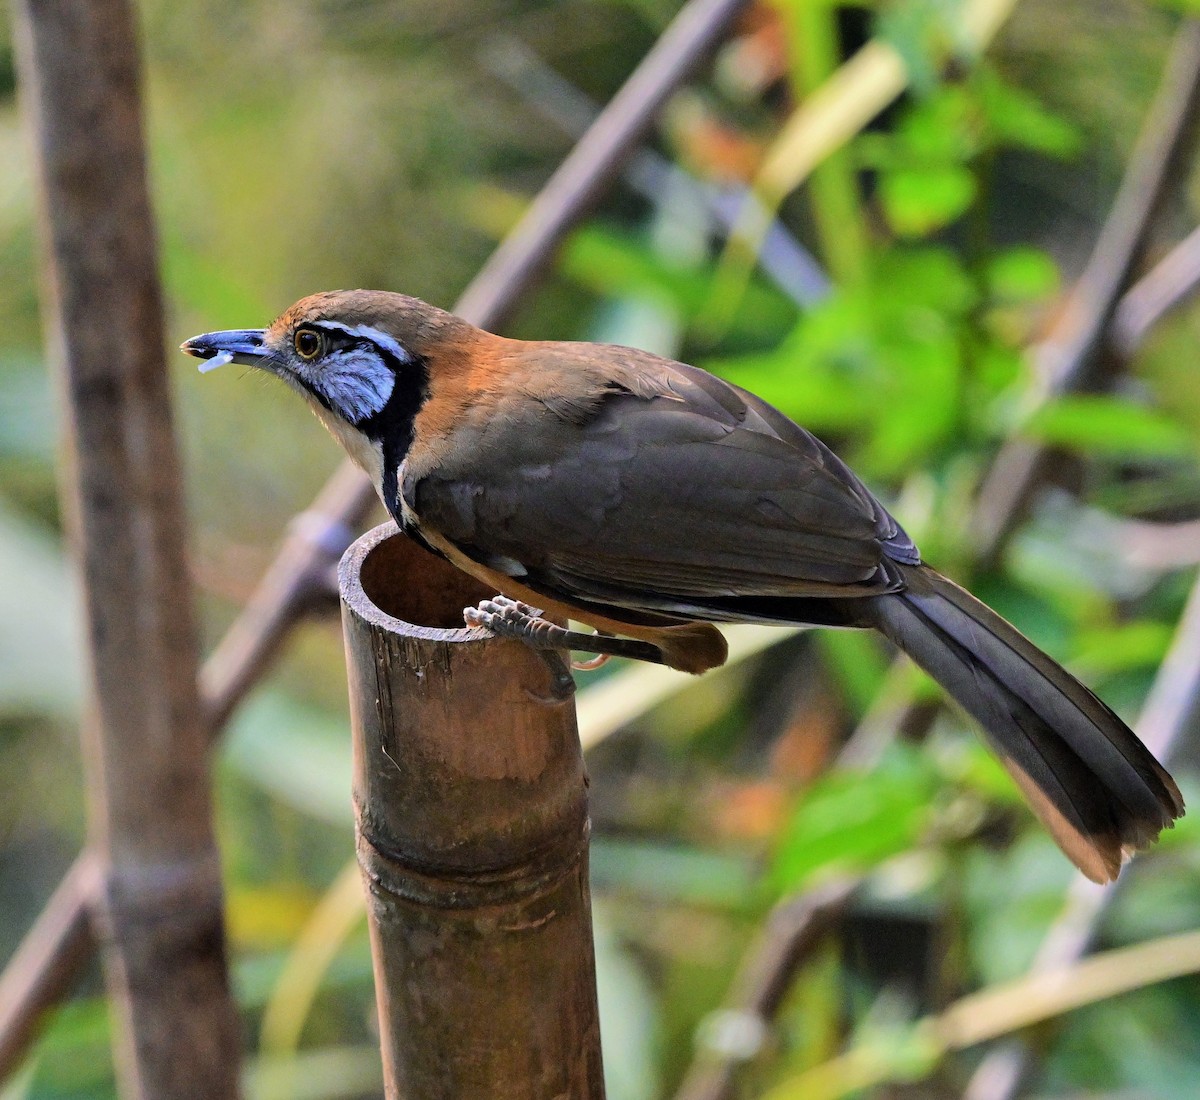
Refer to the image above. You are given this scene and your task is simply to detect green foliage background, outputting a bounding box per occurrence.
[2,1,1200,1098]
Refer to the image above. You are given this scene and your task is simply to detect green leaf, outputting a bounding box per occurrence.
[816,630,890,717]
[223,691,352,825]
[977,68,1082,158]
[19,997,115,1098]
[972,342,1025,410]
[770,745,941,894]
[708,302,880,432]
[712,247,977,477]
[592,903,661,1100]
[964,834,1076,984]
[873,246,977,316]
[559,224,796,342]
[985,247,1059,303]
[1070,620,1174,680]
[879,164,977,237]
[0,500,82,718]
[875,0,966,97]
[590,839,756,909]
[930,734,1023,807]
[896,85,981,162]
[1022,396,1195,458]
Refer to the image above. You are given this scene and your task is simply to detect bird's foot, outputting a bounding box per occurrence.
[463,595,667,684]
[464,597,575,700]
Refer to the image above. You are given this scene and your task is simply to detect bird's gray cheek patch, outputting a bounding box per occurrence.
[313,350,395,423]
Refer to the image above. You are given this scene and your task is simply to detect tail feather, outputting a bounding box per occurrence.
[868,565,1183,883]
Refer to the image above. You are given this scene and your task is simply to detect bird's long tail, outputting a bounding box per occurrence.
[866,564,1183,882]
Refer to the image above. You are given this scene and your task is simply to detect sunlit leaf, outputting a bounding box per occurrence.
[896,84,982,161]
[880,165,977,237]
[711,246,978,477]
[985,247,1059,303]
[1023,396,1195,458]
[559,223,796,341]
[874,246,976,315]
[1070,620,1174,680]
[977,67,1083,158]
[972,342,1025,410]
[724,0,1018,301]
[770,746,941,894]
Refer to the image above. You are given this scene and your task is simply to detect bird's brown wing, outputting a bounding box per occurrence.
[403,346,917,625]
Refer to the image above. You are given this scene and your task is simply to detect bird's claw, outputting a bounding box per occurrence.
[464,596,576,701]
[534,649,577,702]
[464,596,550,639]
[463,593,669,680]
[571,653,611,671]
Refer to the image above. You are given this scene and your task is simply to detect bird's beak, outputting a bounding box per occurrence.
[180,329,270,373]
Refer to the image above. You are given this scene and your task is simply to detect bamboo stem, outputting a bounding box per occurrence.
[973,18,1200,562]
[13,1,241,1095]
[455,0,748,326]
[339,527,605,1099]
[0,858,98,1080]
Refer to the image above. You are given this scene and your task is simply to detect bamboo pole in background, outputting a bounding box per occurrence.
[12,2,242,1096]
[340,526,605,1099]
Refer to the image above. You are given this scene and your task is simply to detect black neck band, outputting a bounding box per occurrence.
[357,349,429,521]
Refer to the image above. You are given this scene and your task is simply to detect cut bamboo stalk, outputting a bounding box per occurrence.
[339,525,605,1099]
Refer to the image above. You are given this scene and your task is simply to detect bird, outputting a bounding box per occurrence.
[183,289,1183,883]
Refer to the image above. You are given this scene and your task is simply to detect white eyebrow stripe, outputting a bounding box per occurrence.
[317,321,413,363]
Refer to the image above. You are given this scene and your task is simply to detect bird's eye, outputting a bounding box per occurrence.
[294,328,323,360]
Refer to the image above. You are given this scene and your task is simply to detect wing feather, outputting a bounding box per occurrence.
[405,346,914,618]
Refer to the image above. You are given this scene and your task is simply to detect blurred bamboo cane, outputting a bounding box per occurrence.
[13,0,242,1095]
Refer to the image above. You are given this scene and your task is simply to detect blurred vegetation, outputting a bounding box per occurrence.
[2,1,1200,1098]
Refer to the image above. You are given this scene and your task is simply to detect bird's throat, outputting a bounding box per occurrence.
[310,401,385,489]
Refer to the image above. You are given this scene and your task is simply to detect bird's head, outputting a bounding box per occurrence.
[182,290,471,483]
